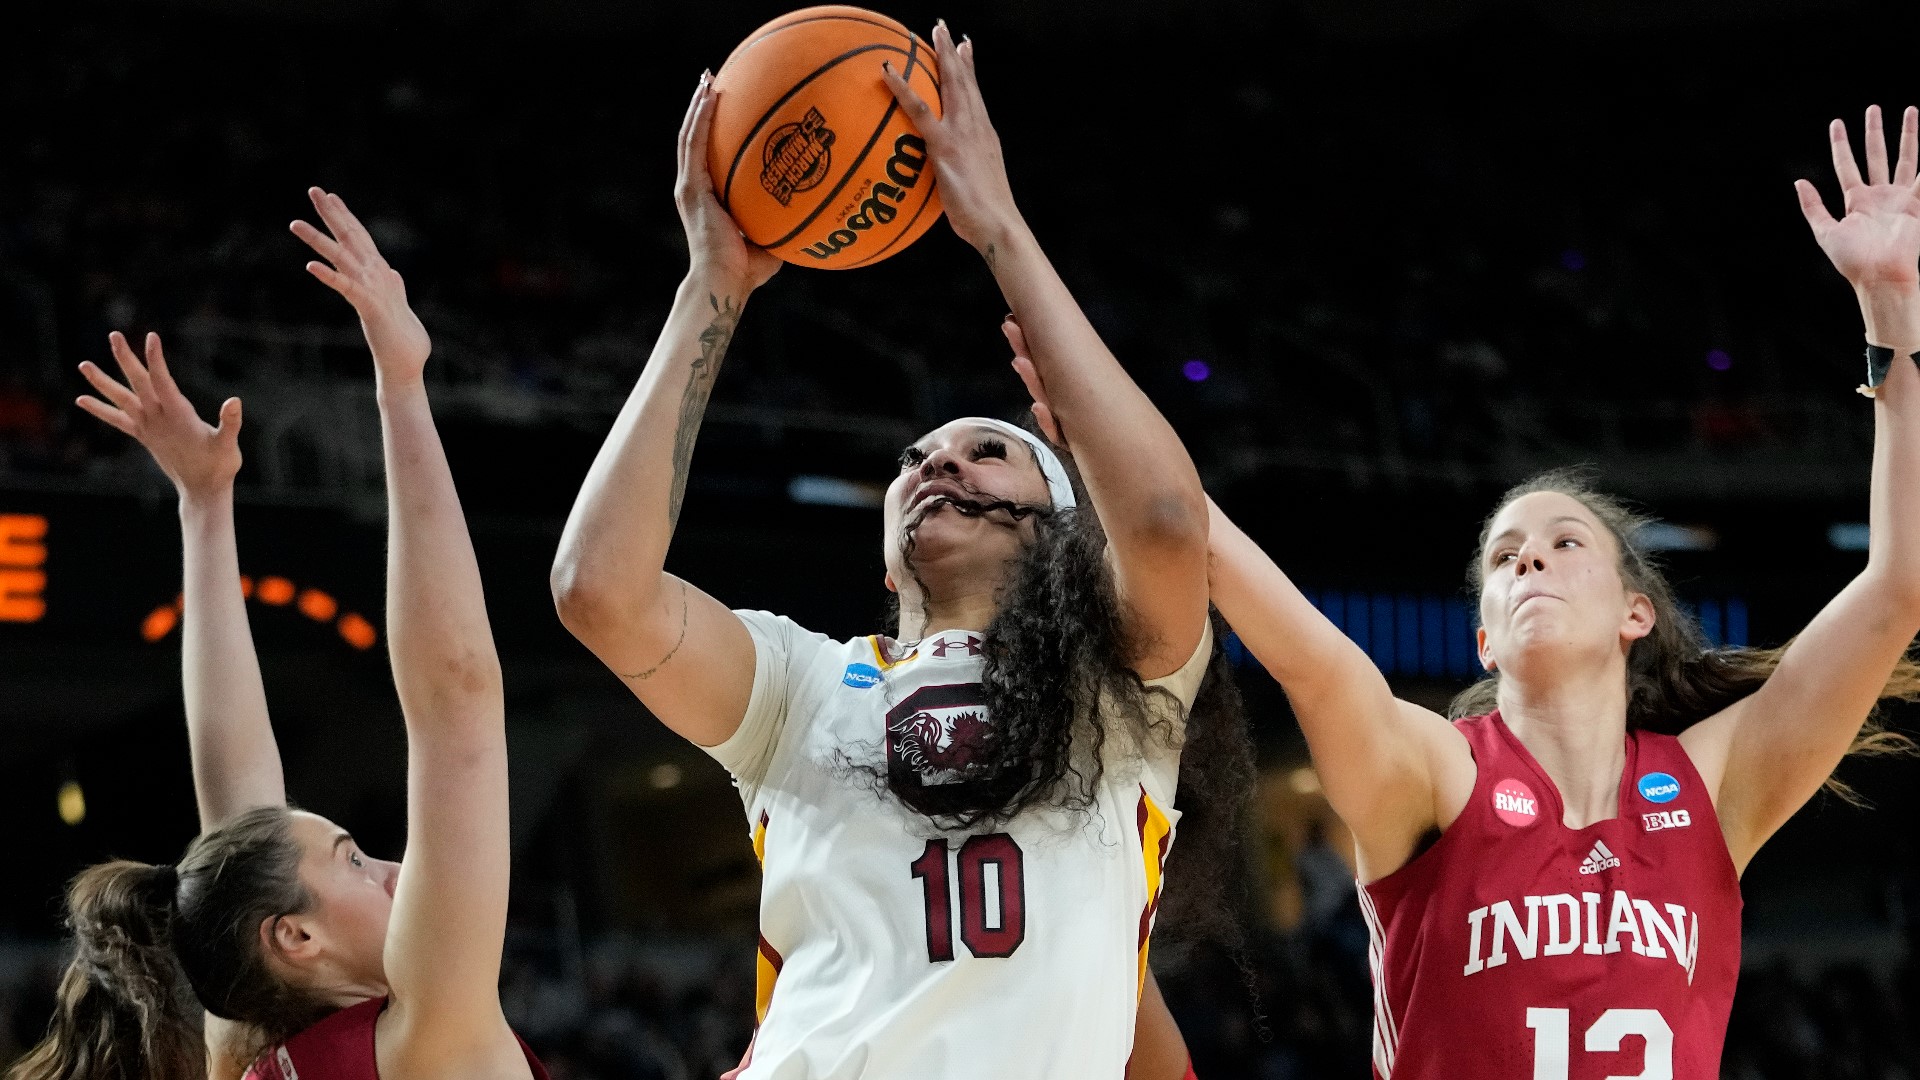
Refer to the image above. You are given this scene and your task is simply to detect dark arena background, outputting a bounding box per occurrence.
[7,0,1920,1076]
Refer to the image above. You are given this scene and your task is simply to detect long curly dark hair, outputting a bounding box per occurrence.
[884,425,1258,948]
[1450,468,1920,802]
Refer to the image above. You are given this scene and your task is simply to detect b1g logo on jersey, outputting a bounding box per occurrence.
[1637,771,1681,804]
[1492,778,1540,827]
[887,683,995,791]
[1643,809,1692,832]
[842,662,882,689]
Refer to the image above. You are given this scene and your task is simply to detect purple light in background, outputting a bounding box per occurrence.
[1182,360,1211,382]
[1706,349,1733,371]
[1560,249,1586,271]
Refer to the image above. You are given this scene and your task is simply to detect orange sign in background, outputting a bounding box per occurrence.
[141,573,378,651]
[0,513,48,623]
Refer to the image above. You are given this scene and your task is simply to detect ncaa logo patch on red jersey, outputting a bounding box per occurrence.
[1491,778,1539,826]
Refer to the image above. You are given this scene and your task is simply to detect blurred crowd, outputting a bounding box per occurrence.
[4,857,1918,1079]
[1,7,1874,498]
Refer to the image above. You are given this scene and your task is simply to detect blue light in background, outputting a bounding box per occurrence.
[1220,591,1750,678]
[1182,359,1211,382]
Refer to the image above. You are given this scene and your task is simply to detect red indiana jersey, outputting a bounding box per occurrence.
[1359,712,1741,1080]
[242,997,550,1080]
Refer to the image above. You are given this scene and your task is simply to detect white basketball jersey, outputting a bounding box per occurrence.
[704,610,1211,1080]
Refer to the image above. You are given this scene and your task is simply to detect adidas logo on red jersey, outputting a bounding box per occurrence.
[1577,840,1620,875]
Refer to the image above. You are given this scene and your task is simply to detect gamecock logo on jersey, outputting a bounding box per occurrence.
[886,683,996,789]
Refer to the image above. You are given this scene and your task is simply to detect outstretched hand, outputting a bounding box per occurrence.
[1797,105,1920,348]
[678,73,782,291]
[290,187,433,383]
[881,22,1022,257]
[1003,315,1065,449]
[76,331,242,496]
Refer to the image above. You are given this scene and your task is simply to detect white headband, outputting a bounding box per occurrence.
[954,417,1077,511]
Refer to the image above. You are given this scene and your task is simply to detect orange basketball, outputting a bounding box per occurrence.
[708,6,944,270]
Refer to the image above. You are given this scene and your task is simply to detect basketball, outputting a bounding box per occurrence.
[708,6,944,270]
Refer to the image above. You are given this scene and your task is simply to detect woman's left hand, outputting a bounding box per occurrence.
[290,187,433,384]
[1003,315,1066,449]
[1798,105,1920,348]
[881,22,1024,257]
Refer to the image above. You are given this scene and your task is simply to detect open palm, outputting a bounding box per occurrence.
[290,187,433,382]
[1799,105,1920,293]
[76,331,242,495]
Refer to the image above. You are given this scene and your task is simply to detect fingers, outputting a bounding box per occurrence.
[1000,315,1031,361]
[1795,178,1837,233]
[143,332,174,389]
[930,21,980,120]
[75,395,137,437]
[106,331,153,397]
[686,74,719,190]
[305,260,354,298]
[1831,118,1865,192]
[290,218,346,267]
[1009,354,1046,402]
[216,397,244,439]
[309,187,378,261]
[1898,106,1918,187]
[678,72,710,179]
[880,60,937,127]
[1865,105,1890,186]
[1030,401,1063,447]
[77,361,139,411]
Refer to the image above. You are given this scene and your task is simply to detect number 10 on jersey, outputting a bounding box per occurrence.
[909,834,1027,961]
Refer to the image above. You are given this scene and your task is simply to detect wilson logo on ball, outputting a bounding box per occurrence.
[760,107,837,207]
[799,133,928,260]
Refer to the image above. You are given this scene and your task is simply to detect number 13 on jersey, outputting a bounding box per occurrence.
[909,834,1027,962]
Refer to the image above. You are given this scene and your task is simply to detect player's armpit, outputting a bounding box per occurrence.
[1682,570,1920,871]
[1343,700,1476,884]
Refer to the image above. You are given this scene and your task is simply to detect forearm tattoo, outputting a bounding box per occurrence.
[667,293,741,530]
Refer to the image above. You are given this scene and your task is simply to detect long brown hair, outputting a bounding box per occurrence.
[7,806,337,1080]
[1449,468,1920,800]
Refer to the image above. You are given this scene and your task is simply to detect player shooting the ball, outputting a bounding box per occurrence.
[552,20,1248,1080]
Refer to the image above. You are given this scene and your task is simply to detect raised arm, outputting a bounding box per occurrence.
[1206,499,1471,880]
[550,74,782,746]
[883,25,1206,678]
[76,332,282,829]
[292,188,516,1060]
[1686,105,1920,870]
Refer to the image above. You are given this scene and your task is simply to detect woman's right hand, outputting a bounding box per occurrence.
[76,331,242,498]
[679,72,782,292]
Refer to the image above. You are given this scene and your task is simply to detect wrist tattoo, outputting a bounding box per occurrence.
[984,242,997,271]
[623,579,689,681]
[667,293,741,529]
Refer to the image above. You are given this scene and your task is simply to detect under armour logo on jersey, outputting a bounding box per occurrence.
[931,634,983,658]
[1578,839,1621,875]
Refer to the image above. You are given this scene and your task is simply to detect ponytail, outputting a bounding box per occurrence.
[10,805,335,1080]
[6,861,205,1080]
